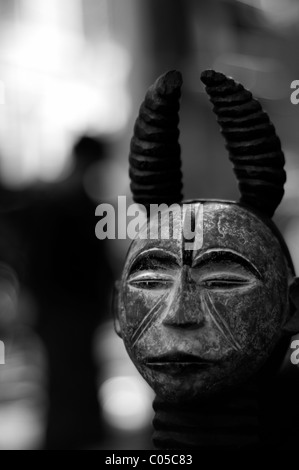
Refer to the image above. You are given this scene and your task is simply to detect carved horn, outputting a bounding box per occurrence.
[201,70,286,217]
[129,70,183,208]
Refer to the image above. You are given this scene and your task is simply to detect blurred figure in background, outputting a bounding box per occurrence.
[0,134,114,449]
[22,135,113,449]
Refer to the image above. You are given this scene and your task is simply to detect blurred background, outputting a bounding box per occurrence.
[0,0,299,450]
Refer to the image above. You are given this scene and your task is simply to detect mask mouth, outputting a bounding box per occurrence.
[144,352,218,370]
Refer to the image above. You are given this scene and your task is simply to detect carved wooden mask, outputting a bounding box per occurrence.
[114,70,299,403]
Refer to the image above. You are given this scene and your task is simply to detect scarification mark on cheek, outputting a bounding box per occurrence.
[202,290,242,351]
[130,274,182,349]
[131,291,169,348]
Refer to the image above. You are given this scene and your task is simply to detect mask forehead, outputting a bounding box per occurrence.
[123,201,287,278]
[199,202,287,279]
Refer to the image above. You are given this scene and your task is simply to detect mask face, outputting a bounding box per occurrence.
[117,201,289,403]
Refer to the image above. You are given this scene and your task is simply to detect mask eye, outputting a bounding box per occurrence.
[201,278,250,289]
[191,257,260,290]
[129,279,173,290]
[127,272,174,290]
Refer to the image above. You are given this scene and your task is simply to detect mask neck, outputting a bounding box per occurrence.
[152,338,294,450]
[152,383,260,450]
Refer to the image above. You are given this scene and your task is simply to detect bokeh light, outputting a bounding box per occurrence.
[99,376,153,431]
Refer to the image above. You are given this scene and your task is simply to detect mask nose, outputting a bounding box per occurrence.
[162,266,205,329]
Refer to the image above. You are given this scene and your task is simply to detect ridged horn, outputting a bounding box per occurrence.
[201,69,286,218]
[129,70,183,208]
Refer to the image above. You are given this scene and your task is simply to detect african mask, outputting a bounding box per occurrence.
[114,70,299,404]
